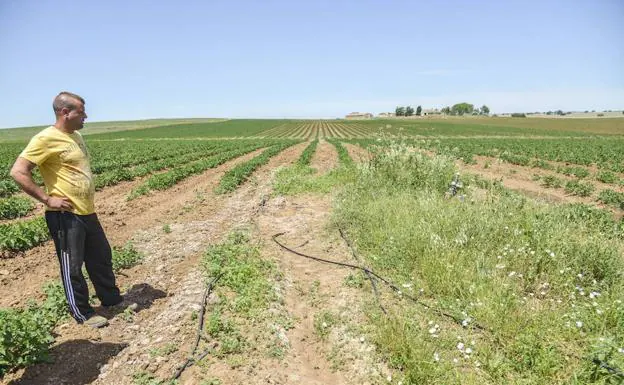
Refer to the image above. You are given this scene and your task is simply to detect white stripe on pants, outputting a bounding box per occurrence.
[60,249,87,322]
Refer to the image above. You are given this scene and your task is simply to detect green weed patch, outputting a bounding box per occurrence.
[331,140,624,383]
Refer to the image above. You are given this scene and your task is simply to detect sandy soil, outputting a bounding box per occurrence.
[309,140,338,174]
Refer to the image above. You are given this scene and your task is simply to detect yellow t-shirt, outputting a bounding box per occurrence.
[19,126,95,215]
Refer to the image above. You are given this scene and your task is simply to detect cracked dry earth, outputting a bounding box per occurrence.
[1,141,389,385]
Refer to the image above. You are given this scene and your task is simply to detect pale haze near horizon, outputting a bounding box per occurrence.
[0,0,622,128]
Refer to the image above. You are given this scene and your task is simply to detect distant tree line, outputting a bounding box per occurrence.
[440,103,490,116]
[395,103,490,117]
[395,105,422,117]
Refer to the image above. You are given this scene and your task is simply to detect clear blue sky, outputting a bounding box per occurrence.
[1,0,622,127]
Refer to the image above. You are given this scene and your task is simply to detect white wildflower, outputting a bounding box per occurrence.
[433,352,440,362]
[576,321,583,328]
[457,342,465,351]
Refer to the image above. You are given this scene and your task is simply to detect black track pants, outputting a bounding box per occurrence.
[45,211,122,322]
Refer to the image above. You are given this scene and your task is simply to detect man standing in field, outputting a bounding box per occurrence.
[10,92,127,328]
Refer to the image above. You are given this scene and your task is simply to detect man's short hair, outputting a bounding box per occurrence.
[53,92,85,115]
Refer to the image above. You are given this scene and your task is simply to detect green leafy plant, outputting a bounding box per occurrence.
[596,171,617,184]
[541,175,563,188]
[598,189,624,209]
[216,142,297,194]
[0,282,66,376]
[297,139,319,166]
[112,242,143,272]
[0,197,34,219]
[0,217,49,252]
[564,179,595,197]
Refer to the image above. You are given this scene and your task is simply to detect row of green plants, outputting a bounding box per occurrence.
[272,139,357,196]
[252,121,373,139]
[0,243,143,377]
[96,145,224,190]
[410,137,624,174]
[0,196,35,220]
[326,139,354,167]
[533,175,624,208]
[296,139,318,166]
[88,140,214,174]
[0,217,49,252]
[129,142,270,199]
[0,140,237,198]
[215,141,298,194]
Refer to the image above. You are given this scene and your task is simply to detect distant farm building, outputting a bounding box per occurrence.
[422,108,442,116]
[377,112,396,118]
[345,112,373,119]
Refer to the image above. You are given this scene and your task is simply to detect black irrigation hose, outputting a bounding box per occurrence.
[272,231,624,380]
[338,228,387,315]
[272,232,487,332]
[172,273,222,380]
[592,357,624,378]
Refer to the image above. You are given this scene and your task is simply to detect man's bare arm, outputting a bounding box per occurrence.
[10,157,73,210]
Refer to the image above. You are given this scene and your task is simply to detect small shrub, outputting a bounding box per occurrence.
[596,171,617,184]
[313,310,337,340]
[112,242,143,272]
[598,189,624,209]
[0,282,67,376]
[559,166,589,179]
[541,175,563,188]
[564,180,595,197]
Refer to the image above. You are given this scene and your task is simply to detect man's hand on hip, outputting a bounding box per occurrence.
[46,197,73,211]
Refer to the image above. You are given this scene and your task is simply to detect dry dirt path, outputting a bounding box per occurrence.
[343,143,372,164]
[309,139,338,174]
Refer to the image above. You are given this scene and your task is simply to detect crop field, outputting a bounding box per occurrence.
[0,117,623,384]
